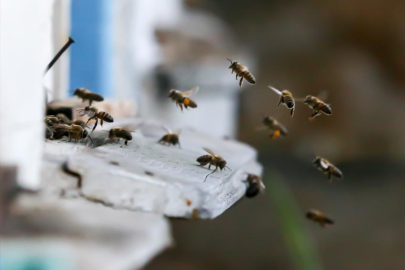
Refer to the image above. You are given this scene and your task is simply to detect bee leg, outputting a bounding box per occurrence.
[91,119,98,133]
[239,76,244,88]
[177,142,181,149]
[328,171,333,183]
[89,100,92,106]
[309,110,321,121]
[235,73,238,80]
[100,119,104,127]
[277,96,283,107]
[180,104,184,112]
[204,167,218,182]
[290,107,295,117]
[125,140,128,146]
[85,117,92,126]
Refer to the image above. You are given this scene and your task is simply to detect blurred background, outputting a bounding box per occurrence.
[1,0,405,269]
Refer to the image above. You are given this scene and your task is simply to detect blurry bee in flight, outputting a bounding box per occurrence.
[268,86,296,116]
[244,174,265,198]
[78,106,114,133]
[306,209,334,228]
[107,127,133,146]
[168,86,199,112]
[158,126,181,148]
[196,147,231,181]
[302,94,332,120]
[73,88,104,106]
[313,156,343,182]
[53,124,93,144]
[227,58,256,88]
[259,116,288,139]
[56,113,71,124]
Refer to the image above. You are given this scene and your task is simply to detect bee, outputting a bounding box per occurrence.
[107,127,133,146]
[227,58,256,88]
[78,106,114,132]
[306,209,334,228]
[244,174,265,198]
[168,86,199,112]
[313,156,343,182]
[268,86,296,116]
[303,95,332,120]
[71,119,88,129]
[44,116,61,139]
[196,147,231,181]
[53,124,93,144]
[44,115,60,127]
[158,126,181,148]
[73,88,104,106]
[56,113,71,124]
[261,116,288,139]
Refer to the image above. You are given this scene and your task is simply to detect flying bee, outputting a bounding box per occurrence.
[53,124,93,144]
[268,86,296,116]
[302,95,332,120]
[306,209,334,228]
[158,126,181,148]
[56,113,71,124]
[168,86,199,112]
[107,127,133,146]
[73,88,104,106]
[259,116,288,139]
[77,106,114,133]
[244,174,265,198]
[196,147,231,181]
[313,156,343,182]
[227,58,256,88]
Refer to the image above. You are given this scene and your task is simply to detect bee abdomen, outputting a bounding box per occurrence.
[331,166,343,178]
[98,112,114,122]
[197,155,212,163]
[243,71,256,85]
[320,104,332,115]
[183,98,197,108]
[284,96,295,109]
[89,93,104,102]
[245,184,260,198]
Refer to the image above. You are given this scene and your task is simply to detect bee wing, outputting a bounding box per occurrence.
[259,181,266,192]
[162,126,172,134]
[268,86,282,96]
[317,91,328,101]
[182,86,199,97]
[203,147,216,156]
[175,129,182,135]
[320,159,329,169]
[84,109,96,118]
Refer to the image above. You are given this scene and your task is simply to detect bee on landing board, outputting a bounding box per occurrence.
[107,127,133,146]
[53,124,93,144]
[227,58,256,88]
[168,86,199,112]
[244,174,265,198]
[313,156,343,182]
[268,86,296,116]
[258,116,288,139]
[302,94,332,120]
[306,209,334,228]
[77,106,114,133]
[73,88,104,106]
[196,147,231,181]
[158,126,181,148]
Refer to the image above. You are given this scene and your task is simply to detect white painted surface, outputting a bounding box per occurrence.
[0,0,55,189]
[41,119,262,219]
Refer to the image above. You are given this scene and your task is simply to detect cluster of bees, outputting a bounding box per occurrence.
[45,39,339,228]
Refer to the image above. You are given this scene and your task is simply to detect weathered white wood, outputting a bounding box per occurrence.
[1,195,172,270]
[41,119,262,219]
